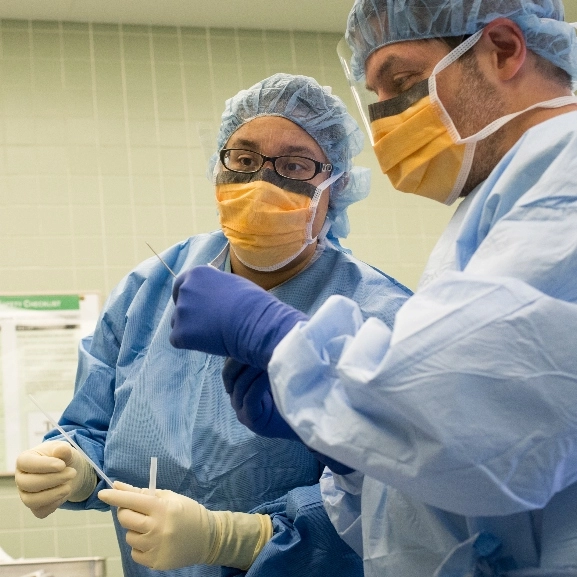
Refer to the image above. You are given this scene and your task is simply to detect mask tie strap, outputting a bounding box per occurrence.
[430,28,577,145]
[315,171,344,195]
[458,94,577,144]
[428,30,484,142]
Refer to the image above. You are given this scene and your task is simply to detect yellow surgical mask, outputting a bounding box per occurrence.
[369,30,577,205]
[215,169,341,272]
[370,79,470,204]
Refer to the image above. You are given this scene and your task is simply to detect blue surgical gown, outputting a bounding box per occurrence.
[46,230,411,577]
[269,111,577,576]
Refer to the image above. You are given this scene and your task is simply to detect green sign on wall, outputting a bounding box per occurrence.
[0,295,80,311]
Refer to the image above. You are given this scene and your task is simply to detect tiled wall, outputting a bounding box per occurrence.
[0,19,456,577]
[0,19,455,298]
[0,477,121,574]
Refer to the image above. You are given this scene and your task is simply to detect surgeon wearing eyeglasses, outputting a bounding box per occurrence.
[214,141,337,287]
[15,73,411,577]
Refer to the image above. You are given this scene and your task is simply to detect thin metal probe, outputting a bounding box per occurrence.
[28,395,114,488]
[146,242,177,277]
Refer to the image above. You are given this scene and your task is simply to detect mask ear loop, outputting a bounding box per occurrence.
[429,28,577,205]
[428,30,484,143]
[305,171,343,241]
[431,28,577,144]
[427,31,484,205]
[317,218,332,243]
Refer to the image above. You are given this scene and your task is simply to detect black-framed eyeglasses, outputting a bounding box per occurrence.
[220,148,333,181]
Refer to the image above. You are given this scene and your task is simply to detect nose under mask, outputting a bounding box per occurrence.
[215,168,341,272]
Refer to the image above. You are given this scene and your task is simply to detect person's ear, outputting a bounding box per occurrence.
[479,18,527,81]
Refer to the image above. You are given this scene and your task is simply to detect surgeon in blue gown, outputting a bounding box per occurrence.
[166,2,577,576]
[15,73,411,576]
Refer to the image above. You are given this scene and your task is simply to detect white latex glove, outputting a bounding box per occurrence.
[16,440,97,518]
[98,482,273,571]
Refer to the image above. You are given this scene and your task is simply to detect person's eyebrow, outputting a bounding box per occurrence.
[365,53,414,92]
[227,137,259,149]
[226,138,319,158]
[280,145,319,157]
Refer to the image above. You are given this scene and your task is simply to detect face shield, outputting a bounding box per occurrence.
[337,37,379,145]
[337,30,577,205]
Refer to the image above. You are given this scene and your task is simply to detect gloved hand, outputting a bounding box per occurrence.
[16,441,97,518]
[222,358,300,440]
[170,266,308,370]
[98,482,273,571]
[222,359,355,475]
[307,449,355,476]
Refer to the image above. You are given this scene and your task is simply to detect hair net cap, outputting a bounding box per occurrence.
[208,73,370,239]
[346,0,577,82]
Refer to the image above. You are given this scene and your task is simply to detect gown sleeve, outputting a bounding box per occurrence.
[319,469,364,556]
[269,124,577,517]
[222,483,363,577]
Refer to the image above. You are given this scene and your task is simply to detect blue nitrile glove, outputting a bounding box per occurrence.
[223,359,354,476]
[308,449,354,476]
[170,266,309,370]
[222,359,300,441]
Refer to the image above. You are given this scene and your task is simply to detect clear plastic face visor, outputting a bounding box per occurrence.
[337,36,379,145]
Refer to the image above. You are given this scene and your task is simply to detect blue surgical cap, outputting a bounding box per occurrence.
[346,0,577,82]
[208,73,370,238]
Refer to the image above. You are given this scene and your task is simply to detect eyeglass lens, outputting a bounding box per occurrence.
[223,149,319,181]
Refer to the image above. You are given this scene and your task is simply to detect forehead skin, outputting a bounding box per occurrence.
[365,39,452,101]
[225,116,328,163]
